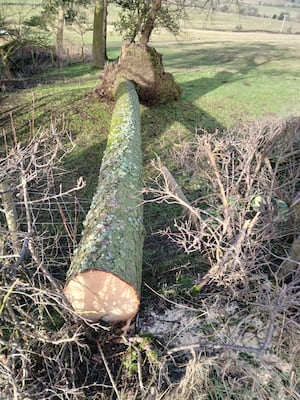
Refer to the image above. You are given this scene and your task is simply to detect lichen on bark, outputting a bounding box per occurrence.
[66,78,143,295]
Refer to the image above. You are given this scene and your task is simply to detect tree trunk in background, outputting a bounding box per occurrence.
[103,0,108,60]
[140,0,162,45]
[64,79,143,332]
[56,1,65,63]
[93,0,106,68]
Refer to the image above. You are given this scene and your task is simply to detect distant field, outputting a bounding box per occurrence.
[151,30,300,127]
[60,5,300,59]
[1,0,300,57]
[184,9,300,33]
[0,1,42,22]
[1,0,300,128]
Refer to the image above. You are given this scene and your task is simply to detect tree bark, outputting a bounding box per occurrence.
[93,0,106,68]
[56,1,65,63]
[64,79,143,330]
[0,182,20,259]
[103,0,108,60]
[140,0,163,45]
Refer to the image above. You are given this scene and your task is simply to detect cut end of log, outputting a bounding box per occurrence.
[64,269,140,324]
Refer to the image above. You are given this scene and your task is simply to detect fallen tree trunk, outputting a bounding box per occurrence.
[64,78,143,331]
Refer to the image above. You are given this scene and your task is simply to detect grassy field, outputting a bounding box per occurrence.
[184,9,300,32]
[2,29,299,179]
[63,5,300,48]
[1,4,300,399]
[153,30,300,127]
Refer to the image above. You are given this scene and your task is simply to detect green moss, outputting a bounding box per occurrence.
[67,78,144,293]
[123,348,138,375]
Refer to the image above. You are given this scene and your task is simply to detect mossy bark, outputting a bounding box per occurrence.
[93,0,106,68]
[65,79,143,323]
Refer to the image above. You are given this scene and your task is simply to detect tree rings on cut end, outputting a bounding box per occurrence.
[64,270,140,323]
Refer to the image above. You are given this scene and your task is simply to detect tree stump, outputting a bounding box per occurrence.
[98,42,182,105]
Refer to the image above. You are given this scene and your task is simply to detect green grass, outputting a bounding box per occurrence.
[1,62,111,199]
[150,31,300,127]
[184,10,300,32]
[2,29,300,191]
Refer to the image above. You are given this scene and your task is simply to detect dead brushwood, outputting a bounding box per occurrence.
[1,113,299,399]
[145,117,300,290]
[0,117,103,399]
[143,116,300,400]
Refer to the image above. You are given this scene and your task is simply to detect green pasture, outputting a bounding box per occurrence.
[0,2,42,24]
[152,30,300,127]
[185,10,300,32]
[62,5,300,48]
[2,28,299,198]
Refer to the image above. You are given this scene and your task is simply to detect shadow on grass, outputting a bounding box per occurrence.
[141,69,243,162]
[141,98,223,162]
[0,88,112,203]
[64,142,106,200]
[140,40,292,153]
[160,41,290,73]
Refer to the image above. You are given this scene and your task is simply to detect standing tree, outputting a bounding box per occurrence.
[113,0,185,44]
[92,0,107,68]
[70,11,93,61]
[139,0,162,45]
[42,0,90,61]
[56,0,65,60]
[41,0,68,59]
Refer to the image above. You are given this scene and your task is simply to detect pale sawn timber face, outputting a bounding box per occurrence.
[64,79,143,324]
[64,270,140,323]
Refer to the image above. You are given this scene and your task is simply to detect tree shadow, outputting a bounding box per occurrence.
[141,40,289,150]
[160,41,284,73]
[141,70,240,157]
